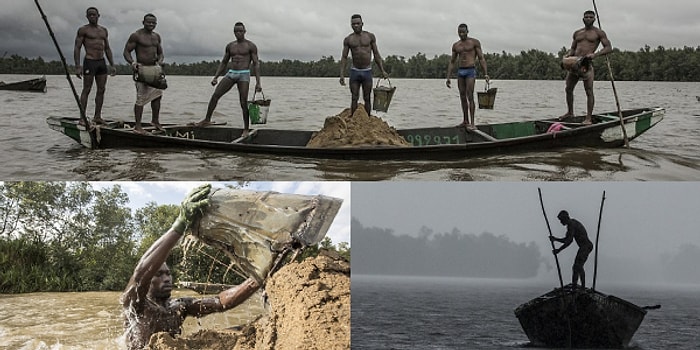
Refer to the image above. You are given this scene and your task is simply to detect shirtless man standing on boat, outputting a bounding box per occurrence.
[446,23,489,130]
[339,14,389,116]
[194,22,262,138]
[550,210,594,289]
[73,7,116,125]
[123,13,165,135]
[560,10,612,125]
[121,184,260,350]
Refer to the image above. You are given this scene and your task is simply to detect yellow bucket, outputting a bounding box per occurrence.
[477,81,497,109]
[373,78,396,112]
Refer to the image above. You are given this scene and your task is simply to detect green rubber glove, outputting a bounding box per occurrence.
[171,184,211,234]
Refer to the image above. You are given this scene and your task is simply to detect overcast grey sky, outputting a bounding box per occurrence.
[90,181,351,245]
[352,182,700,283]
[3,0,697,64]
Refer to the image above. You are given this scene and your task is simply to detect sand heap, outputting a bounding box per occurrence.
[147,253,350,350]
[306,106,411,148]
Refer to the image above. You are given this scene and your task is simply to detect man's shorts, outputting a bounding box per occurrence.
[82,58,108,76]
[349,67,373,84]
[225,69,251,82]
[457,66,476,79]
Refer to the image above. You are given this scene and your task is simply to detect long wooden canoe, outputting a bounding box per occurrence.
[47,107,664,160]
[515,284,647,348]
[0,76,47,92]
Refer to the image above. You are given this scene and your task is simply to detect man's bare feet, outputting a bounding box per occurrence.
[241,129,250,138]
[582,118,593,125]
[191,119,214,127]
[456,121,469,128]
[557,113,572,121]
[92,117,106,125]
[133,128,150,135]
[466,124,477,130]
[152,122,165,132]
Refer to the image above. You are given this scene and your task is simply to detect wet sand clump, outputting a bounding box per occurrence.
[306,106,410,148]
[147,253,350,350]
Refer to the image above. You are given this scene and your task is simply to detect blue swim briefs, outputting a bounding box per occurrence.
[225,69,251,82]
[349,67,373,84]
[457,67,477,79]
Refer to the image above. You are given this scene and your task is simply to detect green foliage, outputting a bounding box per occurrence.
[3,46,700,80]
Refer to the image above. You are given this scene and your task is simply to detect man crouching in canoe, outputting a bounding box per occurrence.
[121,184,260,350]
[560,10,612,125]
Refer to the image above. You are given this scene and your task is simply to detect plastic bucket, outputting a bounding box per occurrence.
[248,90,271,124]
[373,78,396,112]
[477,82,497,109]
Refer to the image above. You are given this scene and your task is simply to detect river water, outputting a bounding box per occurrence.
[352,275,700,350]
[1,74,698,181]
[0,290,265,350]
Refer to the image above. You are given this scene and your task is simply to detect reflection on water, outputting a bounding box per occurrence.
[0,290,264,350]
[1,75,699,180]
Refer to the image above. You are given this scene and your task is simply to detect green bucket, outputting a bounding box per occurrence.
[248,90,271,124]
[372,78,396,112]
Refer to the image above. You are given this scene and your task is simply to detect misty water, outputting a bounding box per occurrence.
[351,274,700,350]
[0,290,264,350]
[1,74,699,180]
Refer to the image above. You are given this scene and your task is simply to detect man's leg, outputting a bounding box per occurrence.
[151,97,162,130]
[361,77,373,115]
[79,75,94,122]
[583,72,595,125]
[457,77,468,126]
[93,74,108,122]
[560,73,578,120]
[237,81,251,135]
[199,77,235,126]
[134,104,145,133]
[466,77,477,129]
[349,81,361,115]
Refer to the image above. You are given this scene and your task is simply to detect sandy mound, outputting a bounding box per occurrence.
[147,253,350,350]
[306,106,411,148]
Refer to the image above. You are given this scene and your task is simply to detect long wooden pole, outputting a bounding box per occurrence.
[592,0,629,148]
[592,191,606,291]
[538,188,565,289]
[33,0,97,146]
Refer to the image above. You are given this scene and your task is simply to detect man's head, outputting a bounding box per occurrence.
[351,14,363,34]
[148,263,173,299]
[234,22,246,40]
[142,13,157,31]
[557,210,571,225]
[457,23,469,40]
[583,10,596,27]
[86,7,99,24]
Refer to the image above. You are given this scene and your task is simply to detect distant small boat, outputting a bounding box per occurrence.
[696,96,700,102]
[515,284,648,348]
[0,76,47,92]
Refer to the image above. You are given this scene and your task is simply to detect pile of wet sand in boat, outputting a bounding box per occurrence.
[147,253,350,350]
[306,106,410,147]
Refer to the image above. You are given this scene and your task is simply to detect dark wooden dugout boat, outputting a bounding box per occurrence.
[47,107,663,160]
[0,76,47,92]
[514,284,648,348]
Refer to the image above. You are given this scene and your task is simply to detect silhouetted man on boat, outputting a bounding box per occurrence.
[121,184,260,350]
[550,210,594,289]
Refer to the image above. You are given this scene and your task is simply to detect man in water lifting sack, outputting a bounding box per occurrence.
[121,184,260,349]
[559,10,612,125]
[123,13,167,135]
